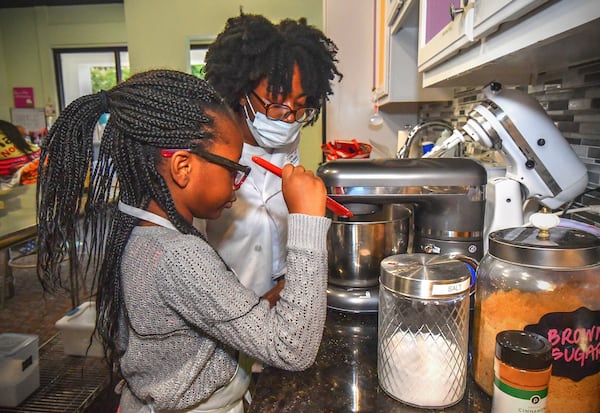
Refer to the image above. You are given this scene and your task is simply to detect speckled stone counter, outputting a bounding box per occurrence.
[249,308,492,412]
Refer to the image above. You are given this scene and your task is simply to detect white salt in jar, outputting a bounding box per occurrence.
[378,253,471,409]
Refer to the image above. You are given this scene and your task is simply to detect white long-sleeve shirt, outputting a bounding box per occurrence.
[204,142,300,296]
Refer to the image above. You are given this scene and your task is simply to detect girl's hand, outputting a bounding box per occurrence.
[262,279,285,308]
[281,164,327,216]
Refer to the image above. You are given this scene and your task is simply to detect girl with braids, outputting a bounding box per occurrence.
[202,13,342,305]
[36,69,330,413]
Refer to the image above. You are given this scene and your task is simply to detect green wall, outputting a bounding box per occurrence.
[0,0,324,170]
[0,4,127,121]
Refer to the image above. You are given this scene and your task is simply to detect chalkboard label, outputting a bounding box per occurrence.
[525,307,599,382]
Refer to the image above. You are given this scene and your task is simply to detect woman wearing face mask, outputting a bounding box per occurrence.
[202,13,342,304]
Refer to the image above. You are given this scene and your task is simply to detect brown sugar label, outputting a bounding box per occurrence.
[525,307,600,382]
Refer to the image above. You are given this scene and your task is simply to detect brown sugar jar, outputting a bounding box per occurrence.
[472,225,600,413]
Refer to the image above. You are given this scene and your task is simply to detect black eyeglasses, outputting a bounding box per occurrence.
[250,91,318,124]
[160,148,251,190]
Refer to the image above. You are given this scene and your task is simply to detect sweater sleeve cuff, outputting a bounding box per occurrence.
[287,214,331,251]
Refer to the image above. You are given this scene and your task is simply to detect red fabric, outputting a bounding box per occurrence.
[0,152,39,177]
[321,139,371,161]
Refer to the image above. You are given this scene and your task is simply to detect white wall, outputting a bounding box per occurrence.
[324,0,418,159]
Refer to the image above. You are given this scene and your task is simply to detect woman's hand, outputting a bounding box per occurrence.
[281,164,326,216]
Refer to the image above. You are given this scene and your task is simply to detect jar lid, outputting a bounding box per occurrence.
[489,226,600,269]
[379,253,471,299]
[495,330,552,370]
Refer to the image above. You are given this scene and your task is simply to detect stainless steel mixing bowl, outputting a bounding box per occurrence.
[328,204,411,288]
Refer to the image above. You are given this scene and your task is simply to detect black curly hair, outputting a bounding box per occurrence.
[205,13,342,125]
[36,69,231,378]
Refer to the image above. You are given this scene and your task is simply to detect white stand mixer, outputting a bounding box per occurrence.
[424,82,588,248]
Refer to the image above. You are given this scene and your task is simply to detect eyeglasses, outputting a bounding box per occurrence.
[250,91,318,124]
[160,148,251,190]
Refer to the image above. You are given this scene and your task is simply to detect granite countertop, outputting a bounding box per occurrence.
[250,308,492,413]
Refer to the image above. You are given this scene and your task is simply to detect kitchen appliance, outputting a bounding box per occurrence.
[317,157,486,312]
[471,224,600,413]
[378,254,471,408]
[422,82,588,245]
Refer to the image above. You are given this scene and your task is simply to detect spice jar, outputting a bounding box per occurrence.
[378,254,471,408]
[492,330,552,413]
[472,225,600,413]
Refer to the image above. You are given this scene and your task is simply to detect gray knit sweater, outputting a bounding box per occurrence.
[117,214,330,411]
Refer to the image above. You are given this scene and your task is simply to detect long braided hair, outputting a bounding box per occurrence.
[36,69,229,374]
[204,13,342,125]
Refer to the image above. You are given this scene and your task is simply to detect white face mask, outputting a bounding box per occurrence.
[243,97,302,149]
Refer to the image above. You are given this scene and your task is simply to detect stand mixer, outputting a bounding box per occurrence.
[423,82,588,245]
[317,158,487,312]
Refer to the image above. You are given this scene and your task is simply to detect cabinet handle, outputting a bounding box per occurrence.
[449,3,464,21]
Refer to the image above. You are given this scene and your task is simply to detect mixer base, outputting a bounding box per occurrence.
[327,284,379,313]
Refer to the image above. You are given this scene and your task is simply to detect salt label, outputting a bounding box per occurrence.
[431,278,470,296]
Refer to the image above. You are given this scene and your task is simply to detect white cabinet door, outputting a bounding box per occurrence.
[420,0,600,87]
[375,0,452,104]
[417,0,465,71]
[418,0,548,71]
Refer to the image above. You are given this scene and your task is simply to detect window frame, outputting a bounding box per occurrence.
[189,43,210,79]
[53,46,128,111]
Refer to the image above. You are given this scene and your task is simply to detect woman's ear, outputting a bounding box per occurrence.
[168,151,193,188]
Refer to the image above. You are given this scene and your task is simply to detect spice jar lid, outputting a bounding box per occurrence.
[495,330,552,370]
[488,226,600,269]
[379,253,471,299]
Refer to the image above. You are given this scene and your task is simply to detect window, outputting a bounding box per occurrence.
[53,47,129,110]
[190,45,208,79]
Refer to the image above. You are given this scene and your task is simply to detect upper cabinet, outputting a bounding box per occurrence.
[417,0,600,87]
[374,0,452,106]
[418,0,548,71]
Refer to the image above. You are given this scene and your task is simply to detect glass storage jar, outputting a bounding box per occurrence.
[472,225,600,413]
[378,253,471,409]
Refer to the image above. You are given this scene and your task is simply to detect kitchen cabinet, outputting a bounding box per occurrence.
[417,0,600,87]
[418,0,548,71]
[374,0,452,106]
[418,0,464,71]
